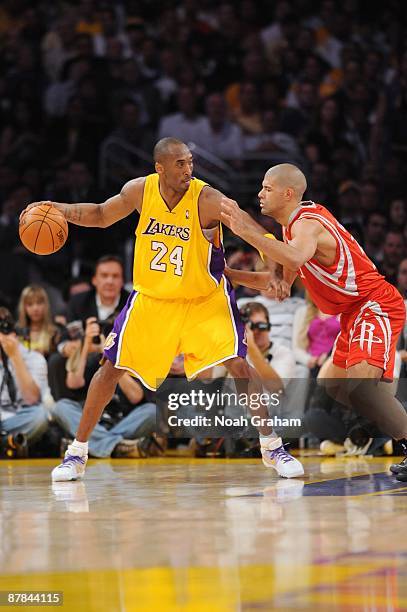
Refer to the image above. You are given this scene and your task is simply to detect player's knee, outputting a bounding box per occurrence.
[347,361,382,380]
[346,375,378,407]
[97,359,124,384]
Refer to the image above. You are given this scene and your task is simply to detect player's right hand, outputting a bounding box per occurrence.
[19,201,60,222]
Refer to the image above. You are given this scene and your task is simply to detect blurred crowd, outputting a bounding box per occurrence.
[0,0,407,305]
[1,0,407,458]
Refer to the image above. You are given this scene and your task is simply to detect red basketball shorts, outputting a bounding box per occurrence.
[332,283,406,380]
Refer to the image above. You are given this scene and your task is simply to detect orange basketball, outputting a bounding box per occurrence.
[19,203,68,255]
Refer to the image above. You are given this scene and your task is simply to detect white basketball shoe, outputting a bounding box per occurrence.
[51,443,88,482]
[260,437,304,478]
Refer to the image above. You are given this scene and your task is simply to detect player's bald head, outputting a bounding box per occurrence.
[153,137,189,163]
[265,164,307,200]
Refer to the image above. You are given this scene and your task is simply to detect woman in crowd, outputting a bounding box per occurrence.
[17,285,59,359]
[292,293,340,378]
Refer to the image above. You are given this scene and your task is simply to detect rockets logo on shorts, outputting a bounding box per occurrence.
[103,332,117,351]
[351,321,383,355]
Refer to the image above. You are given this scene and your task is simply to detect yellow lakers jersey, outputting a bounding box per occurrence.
[133,174,225,299]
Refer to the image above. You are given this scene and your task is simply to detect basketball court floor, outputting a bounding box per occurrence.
[1,456,406,611]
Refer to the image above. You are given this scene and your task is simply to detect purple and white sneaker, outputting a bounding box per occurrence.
[51,444,88,482]
[261,437,304,478]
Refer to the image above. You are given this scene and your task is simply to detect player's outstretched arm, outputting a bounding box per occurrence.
[200,187,289,298]
[20,178,145,228]
[221,196,320,270]
[224,267,290,300]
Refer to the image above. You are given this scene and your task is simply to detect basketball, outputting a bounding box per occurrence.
[19,203,68,255]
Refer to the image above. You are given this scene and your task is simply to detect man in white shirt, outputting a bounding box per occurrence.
[194,93,244,160]
[158,86,206,145]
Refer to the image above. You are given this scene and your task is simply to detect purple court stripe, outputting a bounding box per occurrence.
[104,290,138,365]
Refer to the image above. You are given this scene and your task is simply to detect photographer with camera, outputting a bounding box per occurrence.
[241,303,296,393]
[50,316,158,460]
[0,307,49,456]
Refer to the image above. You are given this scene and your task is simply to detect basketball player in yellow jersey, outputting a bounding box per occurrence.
[22,138,303,481]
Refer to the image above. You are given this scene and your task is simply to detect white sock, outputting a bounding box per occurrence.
[70,439,88,454]
[260,433,281,450]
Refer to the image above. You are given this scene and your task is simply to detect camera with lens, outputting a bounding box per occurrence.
[0,314,15,335]
[66,320,84,341]
[0,432,28,459]
[93,314,116,345]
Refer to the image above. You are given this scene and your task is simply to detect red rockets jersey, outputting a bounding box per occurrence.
[283,202,387,315]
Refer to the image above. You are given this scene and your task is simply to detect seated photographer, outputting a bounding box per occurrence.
[50,317,160,458]
[0,307,49,451]
[240,302,305,439]
[241,302,296,392]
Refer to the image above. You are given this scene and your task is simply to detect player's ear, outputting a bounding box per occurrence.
[155,162,163,175]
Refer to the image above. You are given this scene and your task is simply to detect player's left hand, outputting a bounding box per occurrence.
[220,197,250,237]
[265,278,291,301]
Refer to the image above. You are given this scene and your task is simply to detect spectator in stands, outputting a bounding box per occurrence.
[241,301,295,393]
[244,109,300,158]
[336,180,362,228]
[280,80,319,138]
[50,316,160,458]
[0,307,49,449]
[307,161,333,205]
[110,58,160,128]
[230,81,262,136]
[17,285,59,359]
[305,97,345,163]
[362,211,387,265]
[237,287,307,377]
[389,199,407,233]
[195,93,244,161]
[360,179,380,215]
[158,86,206,145]
[240,300,306,439]
[154,48,179,109]
[67,255,129,324]
[292,294,340,378]
[380,231,406,286]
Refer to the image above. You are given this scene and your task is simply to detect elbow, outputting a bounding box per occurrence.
[98,205,110,228]
[286,255,304,271]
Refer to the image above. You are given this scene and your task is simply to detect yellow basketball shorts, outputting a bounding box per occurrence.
[103,277,247,390]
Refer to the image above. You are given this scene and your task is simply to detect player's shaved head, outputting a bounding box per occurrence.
[265,164,307,200]
[153,137,189,163]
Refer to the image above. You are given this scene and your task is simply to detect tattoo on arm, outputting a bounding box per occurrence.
[64,206,82,223]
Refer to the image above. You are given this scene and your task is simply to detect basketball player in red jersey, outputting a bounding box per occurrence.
[220,163,407,480]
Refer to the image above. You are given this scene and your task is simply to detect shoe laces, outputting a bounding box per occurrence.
[268,444,293,464]
[60,454,85,468]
